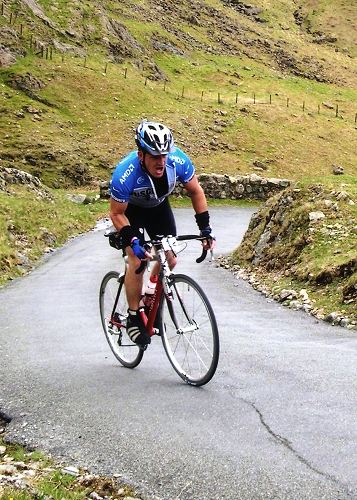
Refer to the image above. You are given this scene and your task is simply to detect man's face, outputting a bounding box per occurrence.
[139,151,168,178]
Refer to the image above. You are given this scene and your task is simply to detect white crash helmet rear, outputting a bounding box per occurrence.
[135,121,174,155]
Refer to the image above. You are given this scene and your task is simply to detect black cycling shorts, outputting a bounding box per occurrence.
[125,197,176,242]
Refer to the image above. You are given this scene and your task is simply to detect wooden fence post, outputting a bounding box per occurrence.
[181,86,185,98]
[269,94,272,104]
[235,93,238,103]
[124,68,127,78]
[145,77,148,86]
[335,104,339,117]
[287,97,289,107]
[104,62,108,74]
[1,3,4,16]
[318,104,320,114]
[163,82,166,91]
[61,53,64,63]
[253,93,256,104]
[201,90,204,102]
[302,101,305,111]
[355,113,357,124]
[218,92,221,104]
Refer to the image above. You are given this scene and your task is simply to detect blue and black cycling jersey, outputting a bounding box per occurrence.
[110,147,195,208]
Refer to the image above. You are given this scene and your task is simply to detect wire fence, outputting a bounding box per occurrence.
[2,3,357,126]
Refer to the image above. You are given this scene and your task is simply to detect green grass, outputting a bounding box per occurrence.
[1,40,356,186]
[0,445,134,499]
[4,442,51,466]
[231,182,356,322]
[0,186,109,285]
[0,434,139,499]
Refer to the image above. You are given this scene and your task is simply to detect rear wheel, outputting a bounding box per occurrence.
[99,271,143,368]
[160,274,219,386]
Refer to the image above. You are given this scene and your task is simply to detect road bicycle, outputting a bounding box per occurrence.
[99,232,219,386]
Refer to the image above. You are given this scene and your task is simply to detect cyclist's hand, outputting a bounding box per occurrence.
[130,237,152,260]
[200,226,216,250]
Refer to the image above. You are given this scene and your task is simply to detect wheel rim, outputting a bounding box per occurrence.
[162,277,218,384]
[100,274,141,365]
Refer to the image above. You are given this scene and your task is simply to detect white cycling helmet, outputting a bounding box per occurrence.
[135,121,174,155]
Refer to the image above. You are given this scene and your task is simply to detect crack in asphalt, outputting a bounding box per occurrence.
[245,399,355,498]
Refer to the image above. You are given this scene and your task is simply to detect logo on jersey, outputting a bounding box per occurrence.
[119,164,135,184]
[137,176,145,185]
[170,155,185,166]
[133,187,154,200]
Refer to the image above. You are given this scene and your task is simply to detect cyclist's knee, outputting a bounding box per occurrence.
[127,253,145,275]
[166,251,177,270]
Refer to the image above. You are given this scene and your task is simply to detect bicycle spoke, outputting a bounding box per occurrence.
[99,272,143,368]
[161,274,219,386]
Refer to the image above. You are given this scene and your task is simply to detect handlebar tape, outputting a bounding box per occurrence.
[176,235,202,241]
[196,248,207,263]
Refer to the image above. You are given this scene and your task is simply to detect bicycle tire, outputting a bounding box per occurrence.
[160,274,219,386]
[99,271,143,368]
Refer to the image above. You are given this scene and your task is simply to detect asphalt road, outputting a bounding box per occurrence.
[1,207,356,500]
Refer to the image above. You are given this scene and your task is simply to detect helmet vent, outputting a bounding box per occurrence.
[135,121,174,155]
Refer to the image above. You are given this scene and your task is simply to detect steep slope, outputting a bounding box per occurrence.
[4,0,357,84]
[228,179,357,325]
[0,0,356,188]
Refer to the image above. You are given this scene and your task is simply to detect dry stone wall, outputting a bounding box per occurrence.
[100,173,291,200]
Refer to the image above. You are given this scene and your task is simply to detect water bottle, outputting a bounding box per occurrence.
[143,274,158,310]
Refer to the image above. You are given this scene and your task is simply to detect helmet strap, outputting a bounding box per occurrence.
[138,150,148,173]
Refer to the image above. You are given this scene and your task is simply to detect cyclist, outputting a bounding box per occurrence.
[109,120,215,347]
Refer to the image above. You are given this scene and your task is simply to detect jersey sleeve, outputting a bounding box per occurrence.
[110,153,137,203]
[110,171,130,203]
[171,148,195,183]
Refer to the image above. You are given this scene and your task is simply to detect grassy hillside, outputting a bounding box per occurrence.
[0,0,356,186]
[229,176,357,324]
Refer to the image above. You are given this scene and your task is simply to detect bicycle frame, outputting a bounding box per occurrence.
[138,238,176,336]
[105,233,210,336]
[108,237,175,337]
[140,279,163,336]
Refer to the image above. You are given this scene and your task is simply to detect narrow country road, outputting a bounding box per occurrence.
[1,207,356,500]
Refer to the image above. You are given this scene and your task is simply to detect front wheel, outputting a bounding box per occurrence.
[99,271,143,368]
[160,274,219,386]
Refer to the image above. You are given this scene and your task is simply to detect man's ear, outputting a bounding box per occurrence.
[138,150,144,161]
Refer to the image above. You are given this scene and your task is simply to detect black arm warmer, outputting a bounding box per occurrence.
[119,225,137,248]
[195,211,210,230]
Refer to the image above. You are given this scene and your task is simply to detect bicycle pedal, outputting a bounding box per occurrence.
[153,327,161,336]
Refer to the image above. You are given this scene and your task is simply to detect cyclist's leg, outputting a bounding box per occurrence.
[142,199,177,331]
[124,203,147,309]
[144,198,178,272]
[123,204,151,346]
